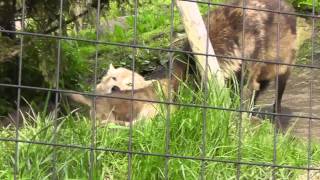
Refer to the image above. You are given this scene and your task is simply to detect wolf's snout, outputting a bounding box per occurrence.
[111,86,120,92]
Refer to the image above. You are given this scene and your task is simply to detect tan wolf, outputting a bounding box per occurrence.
[69,60,186,125]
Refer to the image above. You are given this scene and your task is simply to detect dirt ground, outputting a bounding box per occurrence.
[255,59,320,141]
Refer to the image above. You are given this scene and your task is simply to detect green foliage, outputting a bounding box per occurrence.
[0,36,92,116]
[0,0,134,115]
[289,0,320,12]
[87,0,230,73]
[0,80,319,179]
[98,0,179,72]
[0,37,92,90]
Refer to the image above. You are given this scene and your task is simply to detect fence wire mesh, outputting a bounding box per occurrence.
[0,0,319,179]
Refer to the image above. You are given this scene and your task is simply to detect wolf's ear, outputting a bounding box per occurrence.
[228,8,243,17]
[146,80,157,86]
[228,8,243,27]
[109,63,115,71]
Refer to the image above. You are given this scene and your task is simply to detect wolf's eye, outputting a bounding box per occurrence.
[112,77,116,81]
[127,83,133,86]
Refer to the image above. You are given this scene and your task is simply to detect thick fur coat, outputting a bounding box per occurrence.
[205,0,296,111]
[69,60,186,125]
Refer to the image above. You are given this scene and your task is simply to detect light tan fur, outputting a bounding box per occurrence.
[69,61,186,126]
[96,64,152,94]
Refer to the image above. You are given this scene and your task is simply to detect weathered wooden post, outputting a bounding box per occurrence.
[176,0,224,87]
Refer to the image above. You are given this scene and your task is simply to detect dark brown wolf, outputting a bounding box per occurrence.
[204,0,296,112]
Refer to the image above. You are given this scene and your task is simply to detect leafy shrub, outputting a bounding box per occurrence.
[0,36,92,115]
[289,0,320,12]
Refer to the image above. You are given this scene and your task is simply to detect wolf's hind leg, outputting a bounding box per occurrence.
[275,70,290,113]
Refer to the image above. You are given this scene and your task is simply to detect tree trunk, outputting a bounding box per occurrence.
[0,0,16,39]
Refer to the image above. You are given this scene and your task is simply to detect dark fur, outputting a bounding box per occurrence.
[203,0,296,112]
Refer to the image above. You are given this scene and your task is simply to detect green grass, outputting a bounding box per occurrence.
[0,80,319,179]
